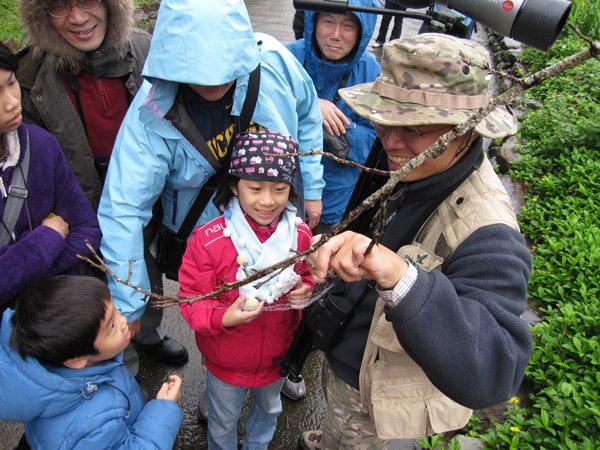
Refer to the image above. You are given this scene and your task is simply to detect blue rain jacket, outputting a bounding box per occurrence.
[0,310,182,449]
[287,0,380,224]
[98,0,324,321]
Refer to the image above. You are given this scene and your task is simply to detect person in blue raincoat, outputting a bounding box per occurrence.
[287,0,380,234]
[98,0,324,335]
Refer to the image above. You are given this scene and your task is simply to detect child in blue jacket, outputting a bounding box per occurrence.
[0,276,183,449]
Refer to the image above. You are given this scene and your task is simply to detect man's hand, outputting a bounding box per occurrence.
[304,199,322,230]
[156,374,182,403]
[309,231,407,288]
[223,296,263,327]
[319,98,350,137]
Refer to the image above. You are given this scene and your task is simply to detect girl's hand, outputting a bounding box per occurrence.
[287,281,312,310]
[223,296,263,327]
[41,214,69,238]
[156,374,182,403]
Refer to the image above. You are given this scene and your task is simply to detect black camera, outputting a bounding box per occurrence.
[155,227,187,281]
[308,287,355,351]
[279,281,359,380]
[323,127,351,160]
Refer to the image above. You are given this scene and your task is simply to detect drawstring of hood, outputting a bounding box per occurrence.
[19,0,135,69]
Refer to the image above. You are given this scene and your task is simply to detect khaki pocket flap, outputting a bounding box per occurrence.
[368,361,472,439]
[426,395,472,434]
[370,313,404,353]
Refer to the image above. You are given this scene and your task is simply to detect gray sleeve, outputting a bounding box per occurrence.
[385,224,533,409]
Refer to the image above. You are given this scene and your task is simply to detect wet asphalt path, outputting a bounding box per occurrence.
[0,1,432,449]
[141,2,431,448]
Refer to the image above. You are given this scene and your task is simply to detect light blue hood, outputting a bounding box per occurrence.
[303,0,378,79]
[99,0,325,323]
[143,0,260,85]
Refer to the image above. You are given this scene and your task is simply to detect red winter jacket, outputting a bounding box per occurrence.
[179,214,314,387]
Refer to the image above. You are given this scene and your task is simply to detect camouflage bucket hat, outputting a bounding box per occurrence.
[339,33,518,138]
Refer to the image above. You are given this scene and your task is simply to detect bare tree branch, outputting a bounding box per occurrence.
[295,149,390,176]
[80,37,600,309]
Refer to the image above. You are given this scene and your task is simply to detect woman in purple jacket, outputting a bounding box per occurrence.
[0,43,100,317]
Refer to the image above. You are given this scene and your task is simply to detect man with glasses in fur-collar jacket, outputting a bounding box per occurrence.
[15,0,189,373]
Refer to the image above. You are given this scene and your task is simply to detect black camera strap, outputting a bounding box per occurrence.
[174,64,261,241]
[332,72,350,105]
[0,131,30,249]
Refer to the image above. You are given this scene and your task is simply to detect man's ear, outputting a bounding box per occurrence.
[63,356,89,369]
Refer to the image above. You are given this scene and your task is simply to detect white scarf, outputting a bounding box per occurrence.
[224,197,300,304]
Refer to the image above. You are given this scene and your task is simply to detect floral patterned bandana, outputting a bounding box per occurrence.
[228,129,298,185]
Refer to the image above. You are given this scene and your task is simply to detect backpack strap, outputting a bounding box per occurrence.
[238,63,261,132]
[175,63,261,240]
[0,130,30,249]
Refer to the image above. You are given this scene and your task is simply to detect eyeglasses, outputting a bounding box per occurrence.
[373,123,451,142]
[47,0,102,19]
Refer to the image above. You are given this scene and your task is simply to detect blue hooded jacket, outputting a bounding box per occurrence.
[287,0,380,224]
[98,0,324,321]
[0,310,182,449]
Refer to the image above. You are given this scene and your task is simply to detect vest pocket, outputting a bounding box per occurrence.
[366,361,472,439]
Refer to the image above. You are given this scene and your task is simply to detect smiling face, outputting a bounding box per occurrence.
[85,301,131,366]
[232,179,291,227]
[375,123,473,182]
[315,12,359,62]
[47,0,108,52]
[0,68,22,133]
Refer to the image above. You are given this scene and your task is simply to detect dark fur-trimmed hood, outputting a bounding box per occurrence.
[19,0,134,69]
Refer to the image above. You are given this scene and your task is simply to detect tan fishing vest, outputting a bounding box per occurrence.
[358,157,520,439]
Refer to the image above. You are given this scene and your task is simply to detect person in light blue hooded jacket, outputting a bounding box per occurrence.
[287,0,380,232]
[98,0,324,330]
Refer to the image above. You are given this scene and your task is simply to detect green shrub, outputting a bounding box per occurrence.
[481,22,600,449]
[569,0,600,40]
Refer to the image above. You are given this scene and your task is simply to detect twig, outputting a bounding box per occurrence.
[264,149,390,176]
[570,24,594,46]
[461,58,525,85]
[81,38,600,309]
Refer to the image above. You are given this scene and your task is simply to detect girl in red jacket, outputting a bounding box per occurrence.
[178,130,315,449]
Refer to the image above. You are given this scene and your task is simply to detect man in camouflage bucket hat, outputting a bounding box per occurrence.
[339,33,517,138]
[300,34,532,450]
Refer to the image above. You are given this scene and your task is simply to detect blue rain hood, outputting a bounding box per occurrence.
[303,0,378,76]
[143,0,260,85]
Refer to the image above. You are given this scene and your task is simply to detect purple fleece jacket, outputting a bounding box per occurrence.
[0,124,101,310]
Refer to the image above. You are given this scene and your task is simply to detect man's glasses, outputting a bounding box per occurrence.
[373,123,451,142]
[47,0,102,19]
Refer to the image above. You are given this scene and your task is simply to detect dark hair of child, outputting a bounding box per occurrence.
[10,276,110,367]
[0,42,19,72]
[212,173,300,212]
